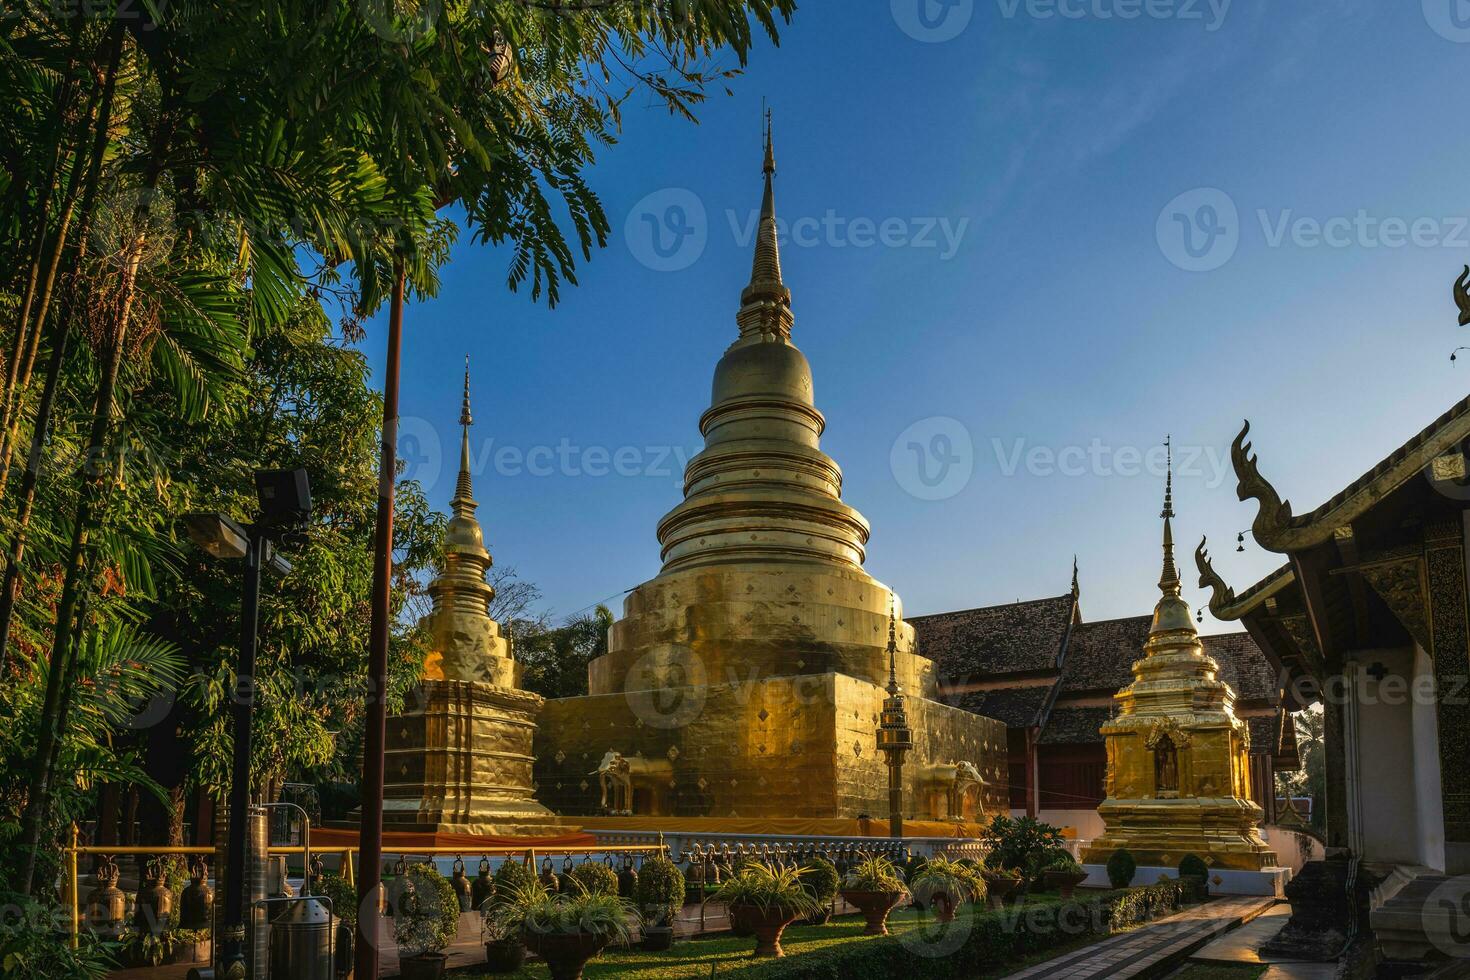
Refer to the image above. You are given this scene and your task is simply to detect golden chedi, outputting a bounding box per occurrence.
[382,364,565,837]
[1080,459,1276,871]
[534,124,1006,825]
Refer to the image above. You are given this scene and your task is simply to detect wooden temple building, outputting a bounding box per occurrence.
[1197,398,1470,964]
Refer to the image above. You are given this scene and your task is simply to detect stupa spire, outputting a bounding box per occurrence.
[453,356,476,512]
[1159,435,1179,598]
[736,109,794,341]
[886,600,901,696]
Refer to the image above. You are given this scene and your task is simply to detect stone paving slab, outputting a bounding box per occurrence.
[1004,897,1277,980]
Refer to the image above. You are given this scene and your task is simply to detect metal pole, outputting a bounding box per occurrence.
[68,823,79,948]
[356,259,405,980]
[221,529,262,979]
[888,761,903,839]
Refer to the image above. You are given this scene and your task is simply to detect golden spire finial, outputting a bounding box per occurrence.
[1159,436,1181,598]
[454,356,475,508]
[736,106,793,341]
[886,600,900,695]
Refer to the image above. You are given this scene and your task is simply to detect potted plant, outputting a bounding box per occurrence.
[119,927,177,968]
[979,863,1024,909]
[1040,852,1089,900]
[318,873,357,979]
[909,857,983,924]
[839,855,908,936]
[633,856,684,952]
[491,879,633,980]
[479,860,540,972]
[168,927,211,965]
[393,863,462,980]
[714,862,822,958]
[798,858,839,925]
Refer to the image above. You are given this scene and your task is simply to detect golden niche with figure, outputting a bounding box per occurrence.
[1080,460,1277,871]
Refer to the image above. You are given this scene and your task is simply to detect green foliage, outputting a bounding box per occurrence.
[910,856,984,903]
[1039,849,1083,875]
[513,605,613,699]
[841,855,907,895]
[714,862,823,918]
[393,864,460,957]
[633,856,685,928]
[732,878,1205,980]
[1106,849,1137,888]
[569,861,619,897]
[318,873,358,933]
[490,878,634,943]
[0,895,113,978]
[1178,854,1210,881]
[798,858,839,905]
[981,815,1067,873]
[491,859,540,903]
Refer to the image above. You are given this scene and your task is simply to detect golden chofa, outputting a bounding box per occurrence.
[1080,452,1277,872]
[535,122,1006,825]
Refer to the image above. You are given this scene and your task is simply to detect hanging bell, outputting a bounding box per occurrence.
[177,857,214,930]
[386,857,409,917]
[539,857,557,893]
[306,853,326,896]
[1237,532,1246,553]
[85,857,127,940]
[471,857,495,912]
[451,856,473,912]
[556,856,575,895]
[617,855,638,899]
[132,858,175,935]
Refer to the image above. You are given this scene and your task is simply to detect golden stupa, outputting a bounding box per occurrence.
[533,123,1006,826]
[1080,455,1276,871]
[381,363,566,837]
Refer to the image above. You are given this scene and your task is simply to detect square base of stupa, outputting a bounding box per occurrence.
[382,679,569,838]
[1079,797,1279,872]
[534,671,1008,822]
[1081,863,1291,897]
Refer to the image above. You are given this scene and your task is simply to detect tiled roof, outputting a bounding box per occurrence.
[1058,616,1151,693]
[1245,715,1279,756]
[953,686,1050,730]
[911,594,1076,678]
[1038,706,1114,745]
[1205,632,1281,703]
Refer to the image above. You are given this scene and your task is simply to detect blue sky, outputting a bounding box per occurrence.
[362,0,1470,628]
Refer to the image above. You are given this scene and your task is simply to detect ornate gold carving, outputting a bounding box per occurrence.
[1359,557,1430,653]
[1232,421,1295,550]
[1195,536,1238,617]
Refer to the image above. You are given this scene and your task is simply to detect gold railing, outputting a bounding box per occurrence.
[63,823,666,949]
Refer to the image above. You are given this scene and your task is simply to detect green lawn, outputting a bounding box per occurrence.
[1166,966,1268,980]
[448,906,986,978]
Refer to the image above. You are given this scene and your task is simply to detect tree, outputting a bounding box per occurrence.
[514,605,614,700]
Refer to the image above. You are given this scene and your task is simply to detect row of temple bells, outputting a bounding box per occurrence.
[536,854,642,898]
[83,856,212,938]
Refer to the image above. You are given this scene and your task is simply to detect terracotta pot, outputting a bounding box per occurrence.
[398,952,448,980]
[482,938,526,973]
[641,925,674,951]
[981,873,1021,909]
[1044,870,1089,900]
[920,890,958,924]
[839,889,904,936]
[522,929,611,980]
[728,904,800,957]
[800,906,833,926]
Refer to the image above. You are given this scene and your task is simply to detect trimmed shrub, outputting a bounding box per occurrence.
[734,877,1202,980]
[1178,854,1209,882]
[1106,849,1137,889]
[569,861,620,897]
[633,856,685,928]
[799,858,840,906]
[491,859,539,906]
[394,863,461,958]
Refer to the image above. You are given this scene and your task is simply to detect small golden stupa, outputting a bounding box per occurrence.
[1080,447,1276,871]
[381,362,566,837]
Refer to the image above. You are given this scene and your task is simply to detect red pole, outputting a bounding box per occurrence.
[355,258,405,980]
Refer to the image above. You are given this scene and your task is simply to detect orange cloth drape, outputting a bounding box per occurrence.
[311,826,597,850]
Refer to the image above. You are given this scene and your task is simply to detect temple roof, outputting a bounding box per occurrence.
[1058,616,1153,693]
[1207,631,1283,703]
[952,687,1051,729]
[1038,706,1114,745]
[910,593,1077,677]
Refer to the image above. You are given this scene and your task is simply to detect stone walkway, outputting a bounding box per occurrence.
[1186,904,1339,979]
[1005,896,1278,980]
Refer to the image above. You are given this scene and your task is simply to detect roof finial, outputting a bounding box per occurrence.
[1071,555,1080,596]
[763,106,775,177]
[460,354,473,428]
[1159,435,1180,596]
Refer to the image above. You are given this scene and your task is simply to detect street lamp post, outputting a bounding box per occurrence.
[876,605,913,840]
[187,468,309,980]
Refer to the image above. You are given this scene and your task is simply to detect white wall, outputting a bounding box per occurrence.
[1351,647,1423,865]
[1411,644,1446,872]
